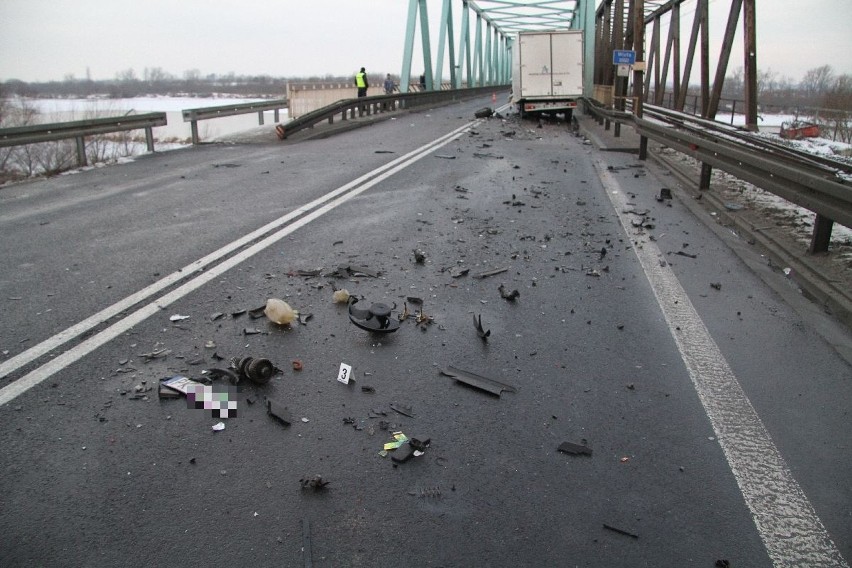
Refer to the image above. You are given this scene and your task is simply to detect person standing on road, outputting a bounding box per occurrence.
[355,67,369,97]
[383,73,394,95]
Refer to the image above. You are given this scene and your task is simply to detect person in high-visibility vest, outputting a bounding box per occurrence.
[355,67,369,98]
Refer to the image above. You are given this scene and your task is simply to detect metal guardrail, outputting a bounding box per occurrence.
[0,113,167,167]
[275,85,509,140]
[182,99,288,145]
[582,98,852,253]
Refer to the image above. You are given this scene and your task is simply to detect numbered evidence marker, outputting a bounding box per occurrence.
[337,363,352,384]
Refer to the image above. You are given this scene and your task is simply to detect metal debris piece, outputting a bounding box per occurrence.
[243,327,263,335]
[267,399,292,427]
[473,314,490,339]
[296,268,323,277]
[139,348,171,361]
[328,264,379,279]
[557,441,593,456]
[248,305,267,319]
[474,267,508,279]
[498,284,520,301]
[603,523,639,539]
[451,268,470,279]
[158,380,182,400]
[170,314,190,322]
[231,309,247,317]
[205,367,240,385]
[348,297,401,333]
[231,357,276,385]
[300,475,330,491]
[440,365,517,397]
[212,422,225,432]
[473,152,504,159]
[297,313,313,325]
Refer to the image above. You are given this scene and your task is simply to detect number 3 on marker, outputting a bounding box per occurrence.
[337,363,352,384]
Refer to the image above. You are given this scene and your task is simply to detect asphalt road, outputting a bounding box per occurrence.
[1,95,850,567]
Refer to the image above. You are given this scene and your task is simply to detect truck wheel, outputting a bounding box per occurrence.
[565,109,573,123]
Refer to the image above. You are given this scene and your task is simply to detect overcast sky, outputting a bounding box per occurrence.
[1,0,850,84]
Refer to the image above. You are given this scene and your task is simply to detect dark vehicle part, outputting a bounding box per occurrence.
[348,297,401,333]
[440,365,517,397]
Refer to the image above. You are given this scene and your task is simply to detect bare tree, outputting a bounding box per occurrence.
[116,68,138,82]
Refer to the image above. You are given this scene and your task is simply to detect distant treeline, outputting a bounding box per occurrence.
[0,69,400,99]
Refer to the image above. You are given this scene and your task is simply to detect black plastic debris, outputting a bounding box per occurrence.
[474,267,508,279]
[361,385,375,393]
[440,366,517,397]
[391,437,430,464]
[267,399,292,427]
[557,441,593,456]
[657,188,673,201]
[243,327,263,335]
[232,357,276,385]
[435,155,456,160]
[710,282,722,291]
[473,314,490,340]
[715,561,730,568]
[498,284,520,301]
[205,367,240,385]
[413,249,426,264]
[474,107,494,118]
[348,297,401,333]
[300,475,330,491]
[248,305,266,319]
[327,264,380,279]
[374,150,395,154]
[603,523,639,539]
[451,268,470,279]
[390,403,414,418]
[675,251,698,259]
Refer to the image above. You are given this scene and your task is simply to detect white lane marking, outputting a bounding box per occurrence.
[597,162,848,568]
[0,125,471,406]
[0,120,475,384]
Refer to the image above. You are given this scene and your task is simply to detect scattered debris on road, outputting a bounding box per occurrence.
[557,441,593,456]
[348,298,401,333]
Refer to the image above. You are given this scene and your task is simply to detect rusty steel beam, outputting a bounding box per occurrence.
[707,0,743,119]
[743,0,758,131]
[632,0,648,159]
[676,0,703,111]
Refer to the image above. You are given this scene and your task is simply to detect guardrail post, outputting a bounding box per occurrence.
[190,121,200,145]
[145,127,155,152]
[258,111,265,125]
[809,214,834,254]
[75,136,87,167]
[274,109,280,122]
[699,163,712,190]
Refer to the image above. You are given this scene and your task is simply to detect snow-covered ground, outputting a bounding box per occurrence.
[21,95,289,142]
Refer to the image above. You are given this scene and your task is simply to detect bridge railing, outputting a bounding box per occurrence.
[182,99,289,145]
[277,85,509,141]
[0,113,167,168]
[582,98,852,255]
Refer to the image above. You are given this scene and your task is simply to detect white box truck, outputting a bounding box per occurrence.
[512,30,584,119]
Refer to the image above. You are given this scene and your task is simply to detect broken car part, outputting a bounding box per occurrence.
[231,357,276,385]
[473,314,490,339]
[267,399,292,426]
[603,523,639,539]
[440,366,517,397]
[348,297,401,333]
[300,475,330,491]
[474,107,494,118]
[498,284,520,301]
[557,441,593,456]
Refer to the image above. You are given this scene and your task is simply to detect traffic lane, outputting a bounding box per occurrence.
[0,96,496,367]
[0,115,772,566]
[596,148,852,559]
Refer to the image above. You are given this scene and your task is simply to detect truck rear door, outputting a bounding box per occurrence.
[551,32,584,96]
[519,33,554,98]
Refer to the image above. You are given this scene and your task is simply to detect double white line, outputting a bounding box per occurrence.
[0,118,481,406]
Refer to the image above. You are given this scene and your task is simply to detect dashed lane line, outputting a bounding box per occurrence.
[597,161,848,568]
[0,117,482,406]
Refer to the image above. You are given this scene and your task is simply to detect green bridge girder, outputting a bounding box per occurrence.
[400,0,596,95]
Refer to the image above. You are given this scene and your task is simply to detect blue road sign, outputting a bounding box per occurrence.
[613,50,636,65]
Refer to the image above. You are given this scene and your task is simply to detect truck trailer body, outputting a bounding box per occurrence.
[511,30,584,119]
